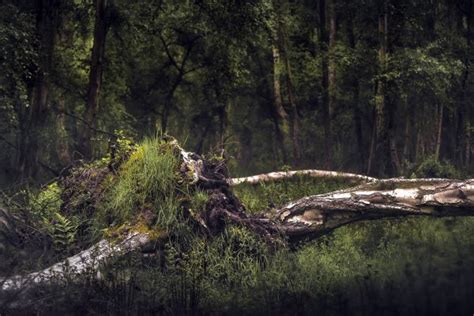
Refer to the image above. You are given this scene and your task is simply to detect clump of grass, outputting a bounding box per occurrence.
[96,137,182,231]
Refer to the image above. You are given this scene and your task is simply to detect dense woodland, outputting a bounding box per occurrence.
[1,0,474,315]
[0,0,473,185]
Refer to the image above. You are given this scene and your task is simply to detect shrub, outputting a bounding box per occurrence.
[411,156,461,178]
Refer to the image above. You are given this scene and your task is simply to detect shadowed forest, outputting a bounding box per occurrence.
[1,0,474,315]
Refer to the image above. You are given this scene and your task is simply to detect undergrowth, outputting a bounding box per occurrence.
[233,176,350,213]
[2,138,474,315]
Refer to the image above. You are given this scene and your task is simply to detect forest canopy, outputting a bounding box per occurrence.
[1,0,474,315]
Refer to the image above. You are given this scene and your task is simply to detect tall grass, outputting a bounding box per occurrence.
[96,137,182,230]
[234,175,350,213]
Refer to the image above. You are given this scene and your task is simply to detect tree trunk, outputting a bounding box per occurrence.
[272,43,290,163]
[79,0,109,159]
[320,0,332,168]
[55,96,72,165]
[218,100,229,151]
[161,76,182,134]
[463,1,472,168]
[367,108,376,174]
[280,23,301,164]
[17,0,59,180]
[373,7,390,176]
[347,12,365,170]
[1,232,152,293]
[274,177,474,241]
[435,103,444,160]
[402,98,411,170]
[328,0,337,137]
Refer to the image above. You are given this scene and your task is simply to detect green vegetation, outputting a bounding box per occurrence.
[234,176,349,213]
[1,0,474,314]
[411,156,462,179]
[97,138,181,229]
[4,169,473,315]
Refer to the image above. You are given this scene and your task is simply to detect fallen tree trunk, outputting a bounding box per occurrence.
[1,232,151,293]
[2,141,474,298]
[272,178,474,240]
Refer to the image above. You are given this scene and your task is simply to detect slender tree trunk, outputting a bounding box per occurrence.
[401,105,413,174]
[79,0,109,159]
[280,20,301,164]
[161,75,183,134]
[402,96,411,164]
[435,103,444,160]
[367,109,376,174]
[272,43,290,163]
[454,1,472,168]
[218,101,229,151]
[347,12,364,170]
[463,1,472,167]
[373,7,390,176]
[56,96,72,165]
[328,0,337,138]
[319,0,332,168]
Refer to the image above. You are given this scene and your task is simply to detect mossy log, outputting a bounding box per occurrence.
[2,139,474,294]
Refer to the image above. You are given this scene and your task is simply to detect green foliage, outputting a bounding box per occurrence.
[411,156,461,178]
[28,182,62,221]
[95,129,138,168]
[42,212,78,254]
[96,137,181,229]
[189,190,208,215]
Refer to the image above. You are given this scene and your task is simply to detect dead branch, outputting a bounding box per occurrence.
[229,169,377,186]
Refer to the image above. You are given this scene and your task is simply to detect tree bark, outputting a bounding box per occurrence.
[347,13,365,169]
[55,96,72,165]
[78,0,109,159]
[1,232,152,293]
[372,6,390,176]
[328,0,337,136]
[320,0,333,169]
[367,108,377,175]
[272,43,290,163]
[280,23,301,164]
[273,177,474,241]
[230,169,376,186]
[462,1,472,168]
[17,0,59,180]
[435,103,444,160]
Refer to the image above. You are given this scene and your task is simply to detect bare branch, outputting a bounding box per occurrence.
[229,169,378,186]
